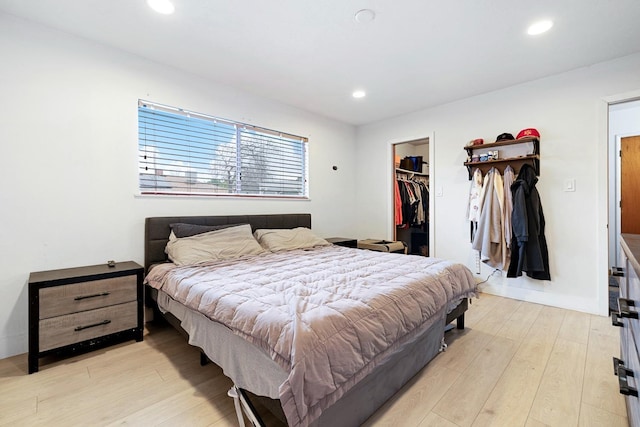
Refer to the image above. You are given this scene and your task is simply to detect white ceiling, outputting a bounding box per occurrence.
[2,0,640,125]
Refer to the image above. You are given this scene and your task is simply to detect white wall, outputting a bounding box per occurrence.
[355,53,640,316]
[0,14,358,358]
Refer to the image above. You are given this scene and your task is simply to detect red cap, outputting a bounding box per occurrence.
[516,128,540,139]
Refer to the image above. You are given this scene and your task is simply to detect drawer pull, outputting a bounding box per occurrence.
[74,292,110,301]
[612,311,624,327]
[613,357,639,397]
[618,298,638,319]
[74,320,111,332]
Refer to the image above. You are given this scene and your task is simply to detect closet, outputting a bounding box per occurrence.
[393,138,429,256]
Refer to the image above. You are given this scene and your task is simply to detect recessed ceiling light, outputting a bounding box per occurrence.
[352,90,366,99]
[354,9,376,24]
[527,20,553,36]
[147,0,175,15]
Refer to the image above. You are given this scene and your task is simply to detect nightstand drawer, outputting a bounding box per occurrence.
[39,275,137,319]
[39,301,138,351]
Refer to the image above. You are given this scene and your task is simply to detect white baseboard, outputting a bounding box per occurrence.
[479,282,603,316]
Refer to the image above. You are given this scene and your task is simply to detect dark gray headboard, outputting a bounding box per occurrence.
[144,213,311,274]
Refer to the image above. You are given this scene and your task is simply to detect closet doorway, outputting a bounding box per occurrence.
[393,137,431,256]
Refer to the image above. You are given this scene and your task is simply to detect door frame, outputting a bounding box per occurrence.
[388,132,436,256]
[600,90,640,315]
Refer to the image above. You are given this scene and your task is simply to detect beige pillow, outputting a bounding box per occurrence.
[165,224,265,266]
[253,227,330,252]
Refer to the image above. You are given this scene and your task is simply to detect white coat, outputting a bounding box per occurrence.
[466,168,483,223]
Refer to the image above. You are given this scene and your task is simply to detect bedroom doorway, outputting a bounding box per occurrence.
[607,98,640,314]
[609,100,640,269]
[393,137,430,256]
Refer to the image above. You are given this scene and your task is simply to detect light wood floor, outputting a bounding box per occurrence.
[0,293,628,427]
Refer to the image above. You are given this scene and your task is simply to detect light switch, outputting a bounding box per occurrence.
[563,179,576,192]
[436,185,443,197]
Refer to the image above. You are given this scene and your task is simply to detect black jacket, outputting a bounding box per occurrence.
[506,164,550,280]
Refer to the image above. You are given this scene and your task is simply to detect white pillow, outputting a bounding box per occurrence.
[253,227,330,252]
[165,224,266,266]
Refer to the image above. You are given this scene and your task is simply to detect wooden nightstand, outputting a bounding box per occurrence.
[326,237,358,248]
[28,261,144,373]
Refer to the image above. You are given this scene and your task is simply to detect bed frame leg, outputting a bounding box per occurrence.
[456,313,465,330]
[200,351,209,366]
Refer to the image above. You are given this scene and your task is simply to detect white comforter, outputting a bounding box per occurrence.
[146,246,477,426]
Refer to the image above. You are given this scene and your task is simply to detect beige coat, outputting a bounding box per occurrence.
[472,168,506,269]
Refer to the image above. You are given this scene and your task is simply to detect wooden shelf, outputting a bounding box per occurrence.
[463,136,539,154]
[463,137,540,179]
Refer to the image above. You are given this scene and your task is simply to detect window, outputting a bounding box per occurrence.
[138,100,309,198]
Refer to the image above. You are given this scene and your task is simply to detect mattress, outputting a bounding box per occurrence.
[146,245,477,426]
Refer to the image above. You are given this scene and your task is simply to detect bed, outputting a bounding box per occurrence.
[143,214,477,426]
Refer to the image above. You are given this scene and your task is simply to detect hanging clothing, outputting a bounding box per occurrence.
[467,168,483,223]
[397,179,414,227]
[414,181,425,225]
[507,164,550,280]
[472,168,506,269]
[466,168,483,241]
[419,180,429,225]
[394,180,403,226]
[396,175,429,227]
[502,166,515,268]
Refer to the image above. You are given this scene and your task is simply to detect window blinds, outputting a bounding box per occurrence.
[138,100,309,198]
